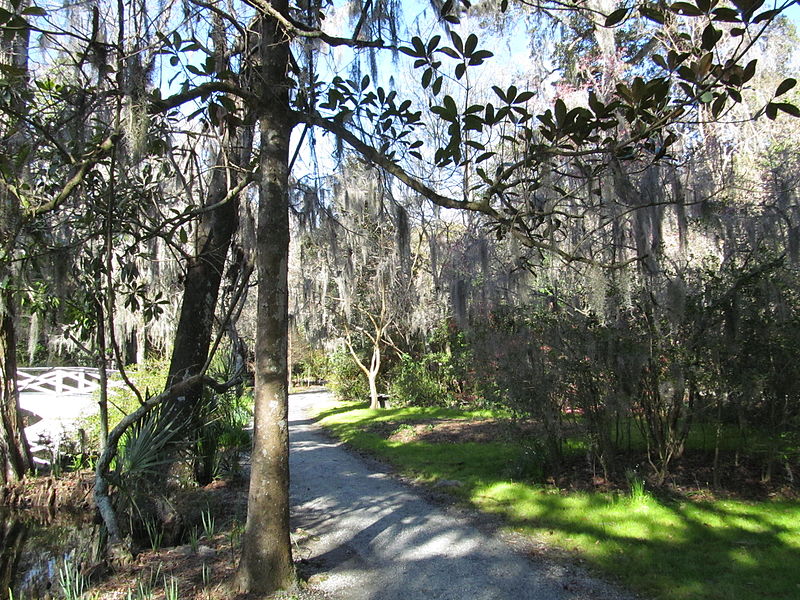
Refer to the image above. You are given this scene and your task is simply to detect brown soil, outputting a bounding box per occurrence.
[371,418,540,444]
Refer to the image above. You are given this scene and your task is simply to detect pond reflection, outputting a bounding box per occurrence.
[0,508,102,599]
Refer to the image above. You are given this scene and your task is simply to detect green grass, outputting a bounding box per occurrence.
[315,400,800,600]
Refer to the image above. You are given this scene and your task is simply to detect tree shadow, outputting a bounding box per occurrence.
[288,392,800,600]
[495,490,800,599]
[288,402,636,600]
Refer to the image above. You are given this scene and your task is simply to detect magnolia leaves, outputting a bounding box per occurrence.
[765,78,799,120]
[605,0,785,27]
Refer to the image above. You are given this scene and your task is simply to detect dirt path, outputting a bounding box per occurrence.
[289,390,639,600]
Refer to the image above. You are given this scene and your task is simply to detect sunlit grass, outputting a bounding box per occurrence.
[314,400,800,600]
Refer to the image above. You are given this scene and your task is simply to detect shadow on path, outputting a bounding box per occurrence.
[288,391,636,600]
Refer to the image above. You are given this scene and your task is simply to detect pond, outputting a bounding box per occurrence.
[0,508,102,599]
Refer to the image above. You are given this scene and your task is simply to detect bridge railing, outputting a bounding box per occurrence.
[17,367,122,396]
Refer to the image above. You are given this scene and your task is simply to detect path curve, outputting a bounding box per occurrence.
[288,390,638,600]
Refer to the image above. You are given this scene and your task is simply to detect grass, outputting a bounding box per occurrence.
[315,400,800,600]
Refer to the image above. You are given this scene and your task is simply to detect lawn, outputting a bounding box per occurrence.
[314,401,800,600]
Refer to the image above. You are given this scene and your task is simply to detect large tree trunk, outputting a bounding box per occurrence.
[0,288,32,484]
[167,143,248,393]
[165,10,255,428]
[0,4,32,484]
[235,6,295,593]
[164,111,254,485]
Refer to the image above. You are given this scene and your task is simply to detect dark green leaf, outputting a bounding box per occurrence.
[652,54,668,70]
[605,7,629,26]
[711,93,726,117]
[677,65,696,82]
[464,33,478,56]
[451,31,464,54]
[752,8,779,23]
[742,59,757,84]
[711,7,740,21]
[439,47,460,59]
[639,5,665,23]
[555,99,567,125]
[775,102,800,117]
[670,2,703,16]
[701,24,722,51]
[422,68,432,88]
[775,78,797,97]
[515,91,535,103]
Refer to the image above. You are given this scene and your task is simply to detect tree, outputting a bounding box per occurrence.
[292,162,417,409]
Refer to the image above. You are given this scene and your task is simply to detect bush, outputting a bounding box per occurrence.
[82,358,171,451]
[388,353,456,407]
[326,347,369,402]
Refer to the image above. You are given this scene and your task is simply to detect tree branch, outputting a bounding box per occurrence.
[148,82,258,114]
[243,0,388,48]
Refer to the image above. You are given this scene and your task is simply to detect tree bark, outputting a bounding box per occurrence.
[235,6,295,593]
[0,288,32,484]
[0,1,33,483]
[166,138,250,396]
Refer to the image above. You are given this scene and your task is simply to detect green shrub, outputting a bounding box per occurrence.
[82,358,171,451]
[326,347,369,401]
[388,353,456,407]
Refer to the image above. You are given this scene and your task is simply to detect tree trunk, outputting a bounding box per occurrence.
[235,6,295,593]
[164,119,254,485]
[0,0,33,485]
[167,144,248,396]
[368,370,380,410]
[0,288,32,484]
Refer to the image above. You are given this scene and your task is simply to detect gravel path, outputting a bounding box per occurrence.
[288,390,639,600]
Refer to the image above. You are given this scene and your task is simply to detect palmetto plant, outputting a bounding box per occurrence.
[110,404,189,540]
[114,406,186,483]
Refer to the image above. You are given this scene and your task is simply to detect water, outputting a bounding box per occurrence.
[0,508,102,599]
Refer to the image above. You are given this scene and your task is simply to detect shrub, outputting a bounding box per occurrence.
[326,346,369,402]
[388,353,456,407]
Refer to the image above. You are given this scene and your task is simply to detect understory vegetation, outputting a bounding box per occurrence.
[315,401,800,600]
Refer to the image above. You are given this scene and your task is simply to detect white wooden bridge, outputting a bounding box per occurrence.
[17,367,123,452]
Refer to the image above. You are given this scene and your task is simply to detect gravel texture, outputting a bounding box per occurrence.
[288,390,642,600]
